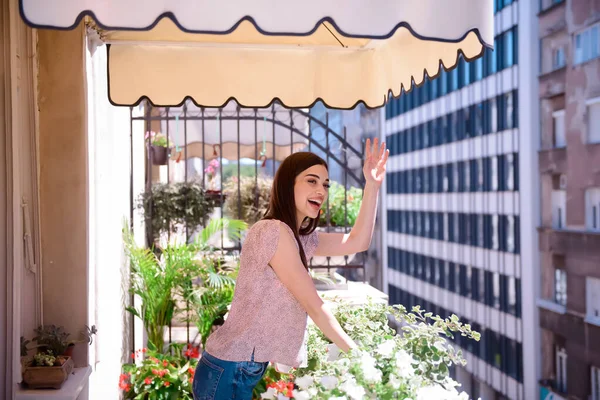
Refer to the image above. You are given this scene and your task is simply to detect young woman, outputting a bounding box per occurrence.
[193,138,389,400]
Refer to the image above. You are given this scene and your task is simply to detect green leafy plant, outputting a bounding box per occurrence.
[319,182,362,227]
[222,175,272,225]
[255,300,480,400]
[136,181,216,239]
[31,350,71,367]
[123,218,247,352]
[146,131,172,148]
[120,343,199,399]
[28,324,97,356]
[184,218,245,347]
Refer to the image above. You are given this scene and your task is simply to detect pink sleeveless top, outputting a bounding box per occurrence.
[204,219,319,367]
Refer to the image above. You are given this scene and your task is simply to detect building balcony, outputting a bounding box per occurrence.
[539,66,566,99]
[539,147,567,175]
[538,227,600,258]
[539,307,600,350]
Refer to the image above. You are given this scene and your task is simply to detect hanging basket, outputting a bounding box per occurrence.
[150,145,170,166]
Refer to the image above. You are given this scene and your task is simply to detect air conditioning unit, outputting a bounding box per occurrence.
[559,174,567,190]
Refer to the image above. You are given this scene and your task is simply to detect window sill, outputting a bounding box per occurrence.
[537,1,565,17]
[574,55,600,68]
[17,366,92,400]
[538,65,567,79]
[537,298,566,314]
[584,316,600,327]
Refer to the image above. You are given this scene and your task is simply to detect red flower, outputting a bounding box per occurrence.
[130,353,135,359]
[164,381,171,387]
[118,373,130,390]
[152,369,159,375]
[184,344,200,359]
[142,348,147,353]
[144,377,153,385]
[163,360,169,367]
[188,367,195,376]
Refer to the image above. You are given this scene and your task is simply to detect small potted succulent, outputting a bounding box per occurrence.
[22,350,74,389]
[146,131,173,165]
[21,325,97,389]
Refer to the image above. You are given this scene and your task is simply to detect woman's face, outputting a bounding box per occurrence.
[294,164,329,223]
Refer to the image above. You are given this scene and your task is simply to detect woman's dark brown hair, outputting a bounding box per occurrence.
[263,152,328,269]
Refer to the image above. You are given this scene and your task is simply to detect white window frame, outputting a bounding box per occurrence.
[552,190,567,229]
[592,366,600,400]
[552,46,566,70]
[552,109,566,148]
[586,188,600,232]
[586,277,600,326]
[554,268,567,307]
[587,97,600,144]
[574,23,600,65]
[556,347,567,393]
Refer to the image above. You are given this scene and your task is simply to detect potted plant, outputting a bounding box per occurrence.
[318,181,362,231]
[119,343,199,399]
[29,324,97,358]
[20,325,96,389]
[204,159,221,194]
[146,131,173,166]
[136,181,216,241]
[22,350,74,389]
[254,301,480,400]
[222,175,272,226]
[123,217,246,352]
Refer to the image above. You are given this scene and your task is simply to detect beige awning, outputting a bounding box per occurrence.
[21,0,493,109]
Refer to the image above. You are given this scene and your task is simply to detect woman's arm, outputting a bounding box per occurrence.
[314,138,389,257]
[270,222,357,353]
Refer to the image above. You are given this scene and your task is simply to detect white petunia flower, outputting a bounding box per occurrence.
[375,340,396,359]
[320,376,339,390]
[295,375,314,390]
[340,377,366,400]
[276,394,290,400]
[327,344,341,361]
[388,373,401,389]
[261,388,277,399]
[292,390,311,400]
[395,350,416,378]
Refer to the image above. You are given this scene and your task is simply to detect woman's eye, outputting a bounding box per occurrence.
[324,184,331,189]
[308,179,317,184]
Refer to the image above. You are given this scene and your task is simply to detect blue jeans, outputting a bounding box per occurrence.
[192,350,269,400]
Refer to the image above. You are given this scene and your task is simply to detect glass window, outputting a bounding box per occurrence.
[490,97,498,133]
[503,29,514,68]
[471,268,480,301]
[490,38,499,75]
[592,365,600,400]
[554,268,567,306]
[575,24,600,65]
[463,58,471,86]
[475,57,483,81]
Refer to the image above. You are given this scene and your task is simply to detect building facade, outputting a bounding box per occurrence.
[381,1,540,399]
[537,1,600,399]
